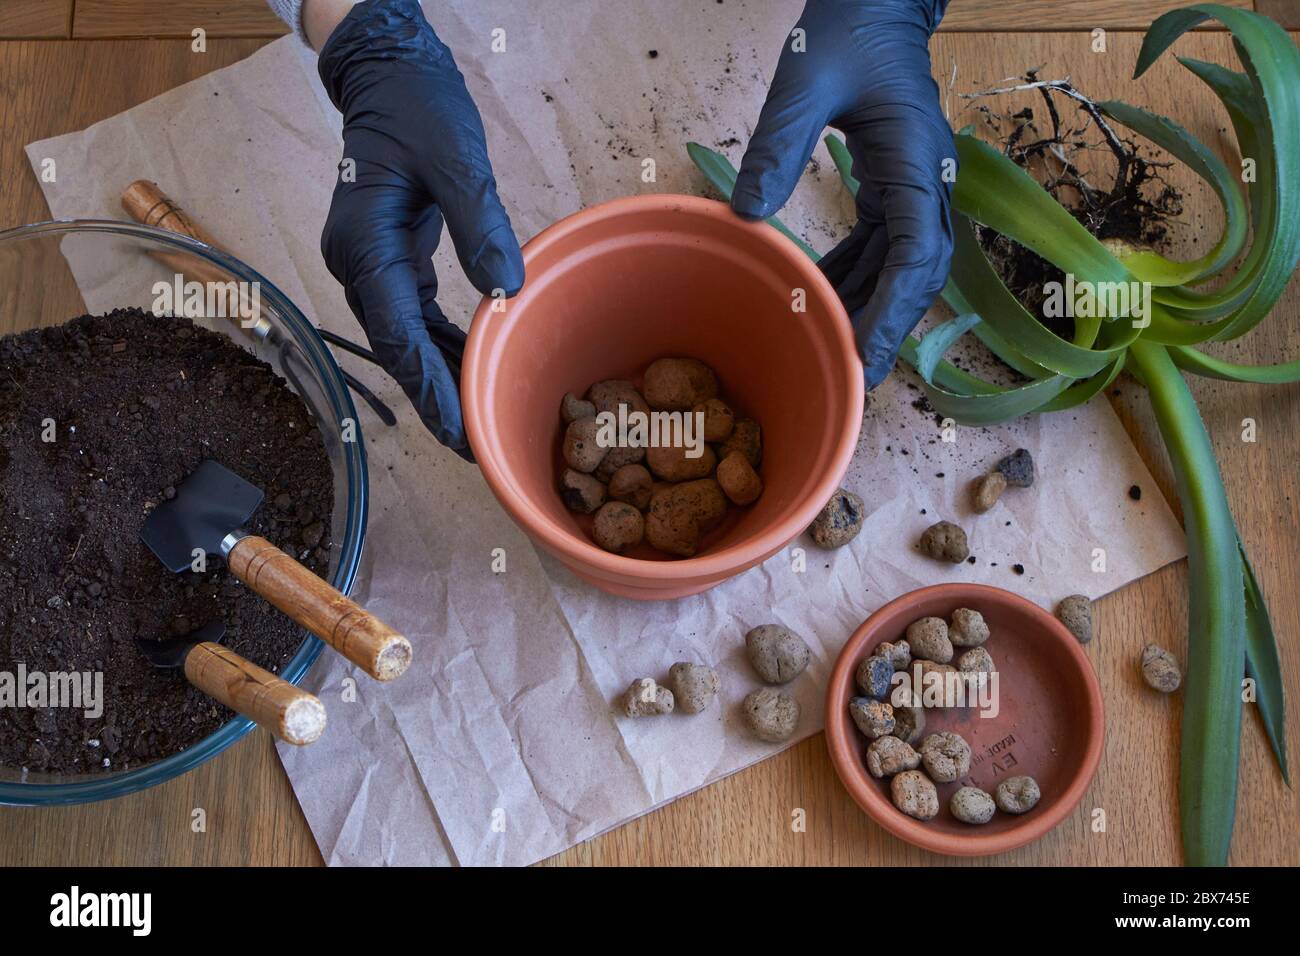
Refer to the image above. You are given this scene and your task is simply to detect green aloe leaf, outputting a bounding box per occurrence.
[1097,100,1248,285]
[1170,345,1300,384]
[685,142,820,259]
[1241,544,1290,784]
[824,133,860,195]
[1135,6,1300,341]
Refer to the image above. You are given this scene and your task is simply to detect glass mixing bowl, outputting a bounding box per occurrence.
[0,220,368,805]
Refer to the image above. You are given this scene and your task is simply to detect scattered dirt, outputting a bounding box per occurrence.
[0,309,334,775]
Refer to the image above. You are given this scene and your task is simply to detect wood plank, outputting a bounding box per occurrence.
[1256,0,1300,29]
[940,0,1253,30]
[0,0,71,38]
[74,0,289,39]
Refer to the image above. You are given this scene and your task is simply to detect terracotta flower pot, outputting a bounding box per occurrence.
[463,195,863,599]
[825,583,1104,856]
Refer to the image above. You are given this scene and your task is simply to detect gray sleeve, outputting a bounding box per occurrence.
[266,0,309,45]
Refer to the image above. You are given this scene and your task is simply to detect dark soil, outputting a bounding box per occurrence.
[968,72,1183,334]
[0,309,334,775]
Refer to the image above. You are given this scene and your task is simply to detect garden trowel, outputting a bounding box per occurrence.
[140,459,412,681]
[137,621,326,745]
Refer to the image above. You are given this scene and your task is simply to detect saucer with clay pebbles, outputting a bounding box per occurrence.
[824,583,1103,856]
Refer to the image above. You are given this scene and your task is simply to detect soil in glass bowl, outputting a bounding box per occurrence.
[0,309,333,774]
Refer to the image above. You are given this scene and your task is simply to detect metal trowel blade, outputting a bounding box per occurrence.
[140,460,264,572]
[136,620,226,668]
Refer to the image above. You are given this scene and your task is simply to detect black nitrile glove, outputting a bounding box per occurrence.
[734,0,955,389]
[318,0,523,460]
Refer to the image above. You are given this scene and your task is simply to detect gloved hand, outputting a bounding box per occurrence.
[734,0,955,389]
[317,0,523,460]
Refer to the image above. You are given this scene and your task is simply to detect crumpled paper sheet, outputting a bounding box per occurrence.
[26,0,1185,866]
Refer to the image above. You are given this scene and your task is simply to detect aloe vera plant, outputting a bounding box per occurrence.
[689,3,1297,865]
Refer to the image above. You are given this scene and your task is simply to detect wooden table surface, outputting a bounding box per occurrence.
[0,0,1296,867]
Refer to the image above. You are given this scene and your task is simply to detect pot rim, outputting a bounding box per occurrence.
[463,194,863,586]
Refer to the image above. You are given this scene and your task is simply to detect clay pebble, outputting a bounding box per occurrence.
[808,488,864,549]
[745,624,810,684]
[995,775,1041,814]
[668,662,720,714]
[906,617,953,663]
[891,770,939,820]
[891,704,926,745]
[997,448,1035,487]
[919,730,972,783]
[643,357,718,411]
[876,639,912,672]
[971,471,1007,513]
[848,697,895,739]
[950,786,997,824]
[592,501,644,554]
[622,678,674,717]
[563,417,608,473]
[716,450,763,506]
[718,418,762,468]
[645,441,717,482]
[743,688,800,742]
[607,463,653,510]
[948,607,989,647]
[561,392,595,423]
[957,647,995,674]
[1141,643,1182,692]
[560,468,606,513]
[692,397,734,442]
[1056,594,1093,644]
[919,520,969,563]
[855,654,895,700]
[587,379,650,417]
[866,735,920,778]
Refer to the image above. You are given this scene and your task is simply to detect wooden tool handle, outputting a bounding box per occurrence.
[122,180,221,246]
[184,642,327,745]
[228,535,413,681]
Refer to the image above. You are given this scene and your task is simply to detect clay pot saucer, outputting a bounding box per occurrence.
[825,583,1104,856]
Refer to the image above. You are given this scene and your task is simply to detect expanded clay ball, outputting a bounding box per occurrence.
[1056,594,1094,644]
[743,688,800,742]
[668,662,720,714]
[948,607,989,647]
[891,770,939,820]
[995,775,1041,814]
[622,677,674,717]
[643,357,718,411]
[808,488,865,549]
[560,469,606,514]
[587,379,649,417]
[692,397,734,442]
[971,471,1007,513]
[855,654,894,699]
[997,447,1035,487]
[719,418,762,468]
[745,624,810,684]
[1141,644,1182,692]
[849,697,895,738]
[950,786,996,825]
[645,441,717,482]
[561,392,595,423]
[592,502,644,554]
[906,617,953,663]
[563,417,608,473]
[716,450,763,506]
[957,647,995,674]
[919,520,970,563]
[876,640,912,672]
[866,736,920,778]
[594,443,646,482]
[892,704,926,745]
[644,479,727,557]
[919,731,971,783]
[608,464,653,510]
